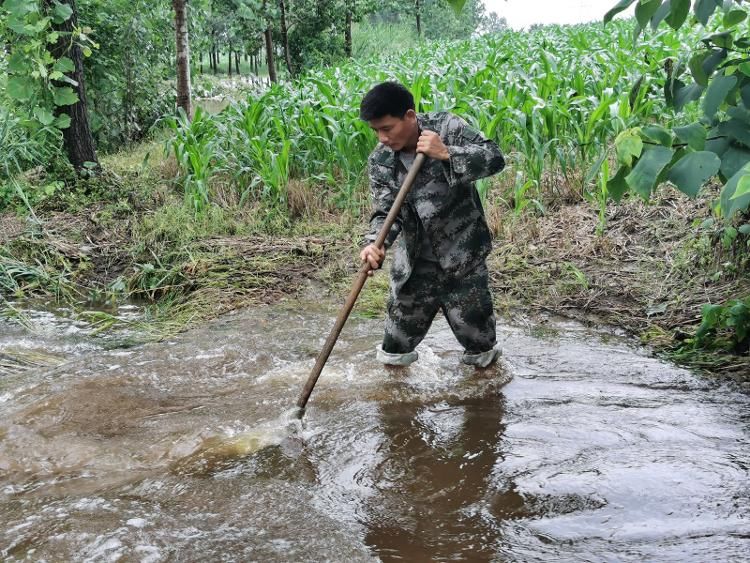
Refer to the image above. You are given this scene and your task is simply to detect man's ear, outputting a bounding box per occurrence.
[404,109,417,120]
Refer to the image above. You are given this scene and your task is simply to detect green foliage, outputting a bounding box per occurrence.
[77,0,175,150]
[0,107,62,211]
[166,20,691,216]
[287,0,346,71]
[351,21,421,60]
[689,297,750,354]
[0,0,95,127]
[606,1,750,218]
[370,0,487,41]
[165,106,218,213]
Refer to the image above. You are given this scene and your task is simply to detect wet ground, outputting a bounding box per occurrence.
[0,301,748,561]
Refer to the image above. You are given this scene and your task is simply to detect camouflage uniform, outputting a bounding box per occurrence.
[365,112,505,366]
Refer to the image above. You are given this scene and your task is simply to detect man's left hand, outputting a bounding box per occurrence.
[416,130,450,161]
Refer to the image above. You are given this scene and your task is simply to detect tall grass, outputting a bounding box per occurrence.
[166,20,700,217]
[0,107,61,212]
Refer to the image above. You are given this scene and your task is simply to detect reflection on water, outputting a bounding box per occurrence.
[365,394,510,561]
[0,303,748,561]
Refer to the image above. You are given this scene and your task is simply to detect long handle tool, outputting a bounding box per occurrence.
[295,152,426,416]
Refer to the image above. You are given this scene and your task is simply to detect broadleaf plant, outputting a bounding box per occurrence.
[604,0,750,220]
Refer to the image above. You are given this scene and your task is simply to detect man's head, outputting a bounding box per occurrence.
[360,82,419,152]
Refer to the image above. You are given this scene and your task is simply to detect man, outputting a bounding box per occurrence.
[359,81,505,368]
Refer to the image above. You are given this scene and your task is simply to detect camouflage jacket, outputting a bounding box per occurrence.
[365,112,505,290]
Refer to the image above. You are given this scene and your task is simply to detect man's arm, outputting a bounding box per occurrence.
[439,114,505,188]
[361,161,403,274]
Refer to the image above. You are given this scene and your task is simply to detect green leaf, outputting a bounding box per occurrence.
[53,56,74,73]
[718,118,750,148]
[650,0,671,29]
[52,86,78,106]
[704,73,737,118]
[674,82,704,111]
[705,32,733,49]
[720,163,750,218]
[604,0,636,24]
[33,106,55,125]
[674,122,707,150]
[667,151,721,197]
[6,75,34,101]
[50,1,73,23]
[730,174,750,200]
[444,0,467,13]
[665,0,690,30]
[720,146,750,179]
[615,128,643,166]
[656,147,686,186]
[628,74,645,109]
[723,9,747,28]
[689,51,710,87]
[607,165,630,202]
[626,146,674,199]
[701,48,727,76]
[2,0,36,16]
[695,0,721,25]
[642,124,673,146]
[53,113,71,129]
[7,52,26,73]
[635,0,662,28]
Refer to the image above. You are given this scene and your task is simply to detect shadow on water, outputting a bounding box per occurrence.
[365,391,515,561]
[0,302,748,561]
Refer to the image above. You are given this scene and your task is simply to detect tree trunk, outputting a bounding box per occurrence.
[234,51,241,75]
[279,0,294,76]
[264,29,277,82]
[228,44,232,77]
[123,46,135,141]
[200,51,204,74]
[211,35,217,73]
[345,0,353,58]
[415,0,422,37]
[173,0,192,118]
[43,0,98,171]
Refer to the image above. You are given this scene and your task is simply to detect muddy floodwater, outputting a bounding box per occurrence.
[1,301,748,561]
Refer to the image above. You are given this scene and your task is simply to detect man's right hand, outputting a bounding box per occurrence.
[360,243,385,276]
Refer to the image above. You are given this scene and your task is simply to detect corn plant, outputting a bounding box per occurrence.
[165,19,702,217]
[165,107,218,213]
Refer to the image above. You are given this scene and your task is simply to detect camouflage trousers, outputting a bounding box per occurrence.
[382,259,496,356]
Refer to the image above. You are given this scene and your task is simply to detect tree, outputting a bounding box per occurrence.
[415,0,422,36]
[42,0,99,171]
[603,1,750,221]
[279,0,294,73]
[173,0,192,118]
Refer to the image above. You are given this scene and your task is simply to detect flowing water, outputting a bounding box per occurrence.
[0,301,748,561]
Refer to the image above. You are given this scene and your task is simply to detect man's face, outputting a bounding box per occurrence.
[368,110,418,152]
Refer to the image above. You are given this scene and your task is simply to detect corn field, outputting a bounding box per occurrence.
[167,20,699,215]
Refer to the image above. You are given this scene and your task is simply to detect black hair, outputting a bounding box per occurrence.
[359,81,415,121]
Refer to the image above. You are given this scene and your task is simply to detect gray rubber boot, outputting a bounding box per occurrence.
[376,345,419,366]
[462,346,502,368]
